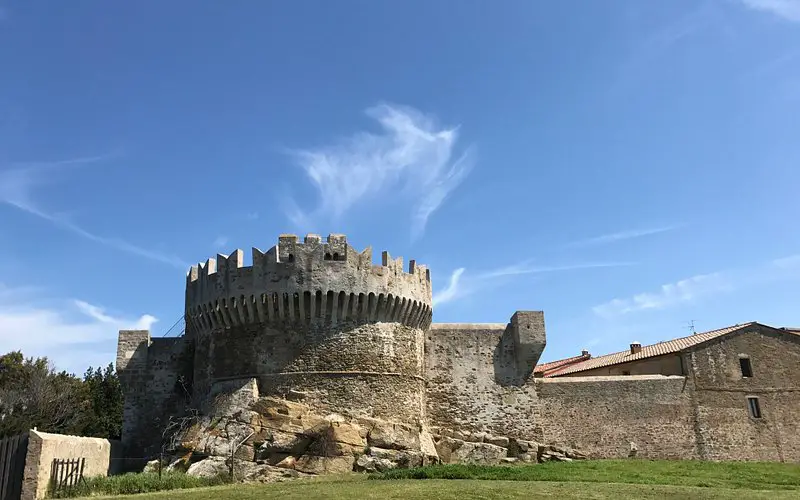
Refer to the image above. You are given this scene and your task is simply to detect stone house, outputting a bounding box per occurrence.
[536,322,800,462]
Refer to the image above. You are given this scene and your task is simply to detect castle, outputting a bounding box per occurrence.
[116,234,800,468]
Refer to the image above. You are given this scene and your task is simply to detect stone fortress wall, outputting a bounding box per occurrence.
[181,234,432,428]
[117,234,800,464]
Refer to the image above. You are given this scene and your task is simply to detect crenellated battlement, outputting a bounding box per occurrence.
[185,234,432,334]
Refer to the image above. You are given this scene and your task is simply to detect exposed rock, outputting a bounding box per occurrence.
[362,418,420,450]
[142,459,161,473]
[243,464,310,483]
[275,456,297,469]
[167,453,193,472]
[324,413,347,424]
[355,454,395,473]
[294,455,355,475]
[468,432,487,443]
[535,444,585,463]
[369,447,424,468]
[434,437,507,465]
[187,456,228,478]
[255,429,311,457]
[418,428,440,465]
[485,435,509,447]
[501,457,519,464]
[328,422,366,447]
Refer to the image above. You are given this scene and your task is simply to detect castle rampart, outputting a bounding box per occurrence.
[185,234,432,334]
[183,234,432,428]
[115,232,800,466]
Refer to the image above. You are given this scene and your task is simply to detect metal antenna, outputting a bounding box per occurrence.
[686,320,696,335]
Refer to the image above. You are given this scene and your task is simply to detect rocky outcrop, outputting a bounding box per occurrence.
[164,394,587,482]
[429,426,587,465]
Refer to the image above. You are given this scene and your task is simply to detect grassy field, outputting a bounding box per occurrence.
[79,460,800,499]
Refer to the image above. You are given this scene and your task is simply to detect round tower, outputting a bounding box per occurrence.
[184,233,432,425]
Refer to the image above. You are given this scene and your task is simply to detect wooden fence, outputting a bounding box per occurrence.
[49,458,86,495]
[0,432,29,500]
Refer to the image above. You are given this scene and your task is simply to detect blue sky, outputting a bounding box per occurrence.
[1,0,799,374]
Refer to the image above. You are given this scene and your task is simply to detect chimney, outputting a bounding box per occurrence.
[630,342,642,355]
[581,349,590,357]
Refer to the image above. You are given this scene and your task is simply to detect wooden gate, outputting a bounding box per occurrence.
[50,458,86,494]
[0,432,29,500]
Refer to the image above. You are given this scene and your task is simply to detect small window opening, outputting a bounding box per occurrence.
[324,253,332,261]
[333,252,340,261]
[287,254,295,263]
[739,357,753,378]
[747,397,762,419]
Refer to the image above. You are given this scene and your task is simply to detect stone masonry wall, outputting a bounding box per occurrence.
[537,375,696,459]
[424,314,546,441]
[688,326,800,462]
[197,321,425,424]
[116,331,192,457]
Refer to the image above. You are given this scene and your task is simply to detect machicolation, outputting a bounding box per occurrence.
[185,233,432,333]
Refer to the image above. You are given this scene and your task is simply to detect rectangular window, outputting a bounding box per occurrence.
[747,397,762,419]
[739,357,753,378]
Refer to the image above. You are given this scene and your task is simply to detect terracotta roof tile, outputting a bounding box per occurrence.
[545,323,756,377]
[534,354,591,375]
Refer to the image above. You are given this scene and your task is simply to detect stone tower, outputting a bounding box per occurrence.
[184,233,432,426]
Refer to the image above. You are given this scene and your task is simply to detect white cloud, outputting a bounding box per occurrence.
[564,226,678,248]
[285,103,474,239]
[0,285,157,375]
[212,236,229,249]
[740,0,800,22]
[432,268,465,307]
[592,272,731,318]
[433,260,633,308]
[0,156,188,268]
[478,260,635,279]
[593,254,800,318]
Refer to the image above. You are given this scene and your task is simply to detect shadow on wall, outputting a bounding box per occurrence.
[493,325,533,387]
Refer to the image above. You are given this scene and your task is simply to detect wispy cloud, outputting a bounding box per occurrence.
[0,284,157,375]
[564,226,678,248]
[477,260,636,279]
[739,0,800,22]
[593,254,800,317]
[284,103,475,239]
[0,155,188,268]
[433,260,633,307]
[432,268,465,307]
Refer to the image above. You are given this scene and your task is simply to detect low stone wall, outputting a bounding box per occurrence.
[537,375,696,459]
[21,430,120,500]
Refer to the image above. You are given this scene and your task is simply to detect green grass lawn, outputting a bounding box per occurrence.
[77,460,800,500]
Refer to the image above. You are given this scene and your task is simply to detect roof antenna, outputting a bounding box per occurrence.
[686,320,697,335]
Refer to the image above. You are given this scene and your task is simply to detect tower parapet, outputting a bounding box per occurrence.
[185,234,432,335]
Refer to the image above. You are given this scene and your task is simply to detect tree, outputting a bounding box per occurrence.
[0,351,85,437]
[80,364,123,440]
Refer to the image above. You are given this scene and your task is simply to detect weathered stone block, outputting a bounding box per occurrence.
[435,437,508,465]
[294,455,355,475]
[363,419,420,450]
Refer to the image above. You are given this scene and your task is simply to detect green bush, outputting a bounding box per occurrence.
[49,471,229,498]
